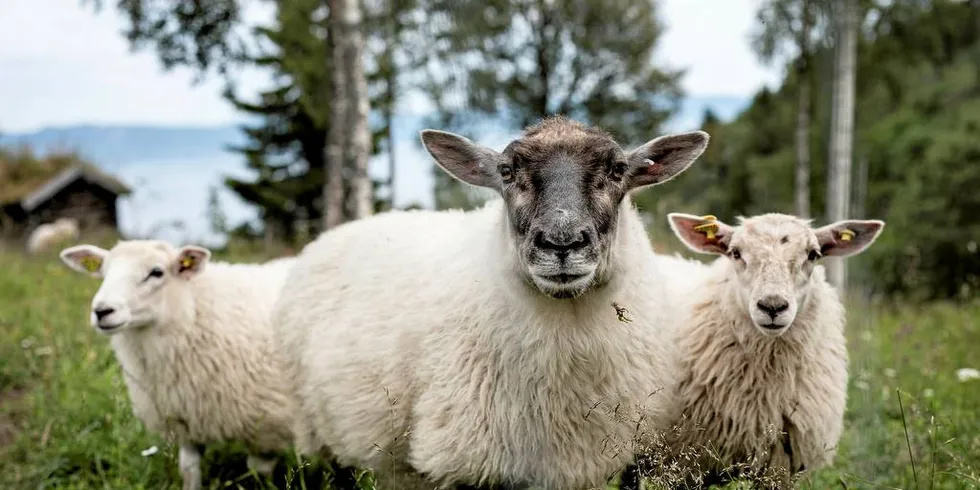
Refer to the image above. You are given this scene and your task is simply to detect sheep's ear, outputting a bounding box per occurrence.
[173,245,211,279]
[815,220,885,257]
[667,213,733,255]
[420,129,504,190]
[626,131,710,191]
[59,245,108,278]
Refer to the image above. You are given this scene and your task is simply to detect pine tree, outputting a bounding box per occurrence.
[223,0,391,244]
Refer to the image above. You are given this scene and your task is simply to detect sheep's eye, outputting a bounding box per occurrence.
[731,248,742,261]
[610,162,628,181]
[499,164,514,182]
[146,267,164,280]
[807,250,820,262]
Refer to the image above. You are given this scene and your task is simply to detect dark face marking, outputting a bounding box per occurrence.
[421,116,712,300]
[497,118,633,298]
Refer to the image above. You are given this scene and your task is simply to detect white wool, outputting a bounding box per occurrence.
[64,240,297,472]
[274,197,680,490]
[27,217,79,254]
[113,260,297,451]
[662,252,848,485]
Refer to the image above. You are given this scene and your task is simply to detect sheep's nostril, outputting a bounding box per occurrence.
[756,296,789,319]
[94,307,115,321]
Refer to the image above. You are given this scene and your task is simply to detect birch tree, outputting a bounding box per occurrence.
[825,0,859,290]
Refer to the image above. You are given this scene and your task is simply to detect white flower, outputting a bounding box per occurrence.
[956,368,980,382]
[141,446,159,457]
[923,388,935,398]
[884,368,897,378]
[854,380,870,391]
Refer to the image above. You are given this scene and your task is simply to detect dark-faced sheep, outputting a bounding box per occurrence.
[272,116,710,490]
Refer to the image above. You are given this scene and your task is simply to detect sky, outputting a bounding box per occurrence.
[0,0,783,133]
[0,0,785,245]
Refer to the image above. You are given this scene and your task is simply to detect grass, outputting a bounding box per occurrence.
[0,247,978,489]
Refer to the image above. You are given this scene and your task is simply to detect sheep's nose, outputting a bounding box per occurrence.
[94,307,115,321]
[533,228,592,255]
[756,296,789,319]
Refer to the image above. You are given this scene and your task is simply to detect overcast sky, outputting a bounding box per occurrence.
[0,0,783,133]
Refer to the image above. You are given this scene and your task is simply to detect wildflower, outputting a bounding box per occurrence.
[141,446,159,457]
[956,368,980,382]
[884,368,897,378]
[854,380,870,391]
[923,388,935,398]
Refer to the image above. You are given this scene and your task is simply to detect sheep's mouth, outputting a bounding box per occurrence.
[96,323,124,332]
[540,272,588,284]
[531,271,594,299]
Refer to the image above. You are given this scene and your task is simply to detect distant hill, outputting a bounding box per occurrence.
[0,95,748,166]
[0,125,246,165]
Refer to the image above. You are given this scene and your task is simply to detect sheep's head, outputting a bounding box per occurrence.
[58,240,210,335]
[668,213,885,336]
[421,116,709,299]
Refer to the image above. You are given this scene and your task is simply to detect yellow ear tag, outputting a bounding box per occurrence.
[839,229,855,242]
[180,257,194,269]
[81,256,100,272]
[693,217,719,241]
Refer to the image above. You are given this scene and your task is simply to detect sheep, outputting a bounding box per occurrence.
[625,212,885,489]
[27,217,80,254]
[58,240,298,490]
[272,116,711,490]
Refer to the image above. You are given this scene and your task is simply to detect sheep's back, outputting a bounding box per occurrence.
[110,260,296,451]
[273,206,480,469]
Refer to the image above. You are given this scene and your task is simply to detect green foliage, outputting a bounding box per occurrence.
[222,0,331,245]
[223,0,404,243]
[803,299,980,490]
[669,0,980,300]
[82,0,245,78]
[416,0,682,210]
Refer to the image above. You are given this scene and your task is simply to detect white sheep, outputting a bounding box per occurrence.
[27,217,80,254]
[273,116,710,490]
[630,212,885,489]
[59,240,298,490]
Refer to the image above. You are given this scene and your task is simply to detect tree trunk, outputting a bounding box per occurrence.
[325,0,372,229]
[386,102,396,210]
[794,3,812,219]
[854,152,868,218]
[340,0,372,221]
[324,8,346,230]
[794,71,811,218]
[826,0,858,292]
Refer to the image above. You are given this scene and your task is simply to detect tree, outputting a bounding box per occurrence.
[324,0,372,229]
[89,0,401,234]
[752,0,826,218]
[825,0,859,291]
[223,0,392,244]
[81,0,248,80]
[416,0,683,207]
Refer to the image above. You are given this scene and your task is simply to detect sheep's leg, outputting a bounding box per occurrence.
[326,460,361,490]
[178,444,204,490]
[246,451,278,477]
[618,463,641,490]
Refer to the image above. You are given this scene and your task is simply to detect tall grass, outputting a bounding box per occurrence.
[0,247,977,489]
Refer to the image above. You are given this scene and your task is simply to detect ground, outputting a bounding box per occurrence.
[0,248,977,489]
